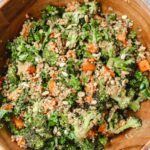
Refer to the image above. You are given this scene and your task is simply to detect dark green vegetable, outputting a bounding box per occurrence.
[43,48,58,66]
[1,1,149,150]
[67,75,81,91]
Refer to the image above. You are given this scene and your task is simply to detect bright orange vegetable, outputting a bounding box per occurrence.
[117,31,127,45]
[50,32,55,38]
[87,129,97,139]
[138,59,150,72]
[67,50,76,59]
[82,61,96,71]
[2,104,13,110]
[48,80,56,95]
[87,43,98,53]
[103,66,115,77]
[98,123,107,134]
[27,66,36,74]
[85,95,93,104]
[12,117,24,129]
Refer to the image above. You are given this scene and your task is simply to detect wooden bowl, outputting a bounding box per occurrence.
[0,0,150,149]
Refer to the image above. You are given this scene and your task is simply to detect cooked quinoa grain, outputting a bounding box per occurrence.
[0,1,150,150]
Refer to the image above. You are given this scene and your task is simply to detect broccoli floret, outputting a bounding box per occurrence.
[88,2,98,15]
[129,71,149,90]
[106,13,117,22]
[101,42,116,60]
[45,5,58,15]
[110,117,141,134]
[129,89,150,112]
[67,75,81,91]
[66,59,81,75]
[120,46,138,59]
[107,57,135,70]
[43,48,58,66]
[65,93,77,107]
[65,145,77,150]
[73,111,98,141]
[8,36,40,63]
[129,100,141,112]
[72,12,81,24]
[79,4,89,14]
[0,110,8,119]
[129,71,150,112]
[42,5,61,20]
[98,136,108,146]
[97,79,109,102]
[100,28,112,41]
[7,65,17,84]
[27,134,44,149]
[81,24,90,41]
[91,27,102,44]
[128,31,137,40]
[66,30,78,49]
[111,95,130,109]
[107,57,135,74]
[89,19,103,43]
[80,139,94,150]
[48,112,59,127]
[111,89,135,109]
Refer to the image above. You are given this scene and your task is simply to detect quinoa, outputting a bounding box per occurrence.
[0,1,150,150]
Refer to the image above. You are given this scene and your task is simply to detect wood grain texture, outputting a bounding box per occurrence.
[0,0,150,150]
[0,0,36,70]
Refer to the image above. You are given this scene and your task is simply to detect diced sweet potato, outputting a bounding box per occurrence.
[67,50,76,59]
[12,117,24,129]
[138,59,150,72]
[27,66,36,74]
[85,95,93,104]
[87,43,98,53]
[87,129,97,139]
[82,62,96,71]
[104,66,115,77]
[48,80,56,95]
[2,104,13,110]
[98,123,107,134]
[117,31,127,45]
